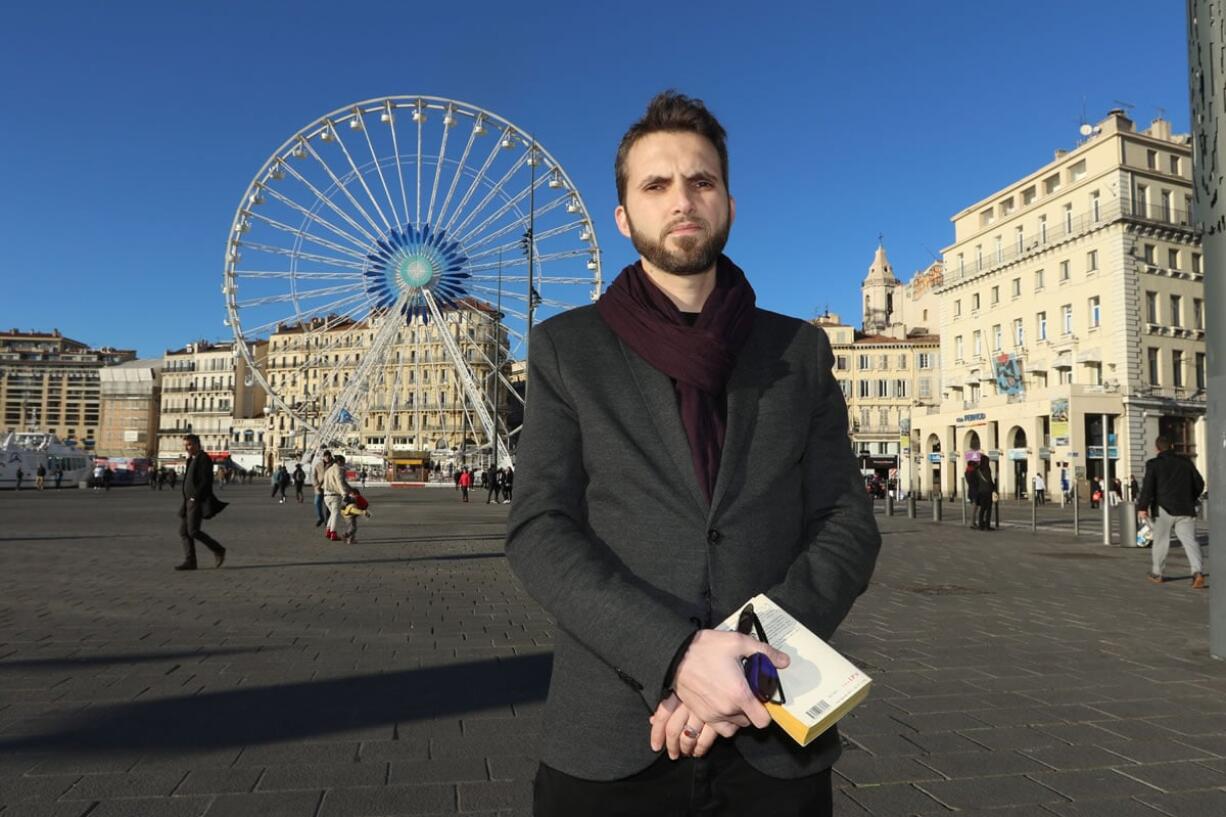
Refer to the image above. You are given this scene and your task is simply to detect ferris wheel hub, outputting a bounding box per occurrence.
[363,223,470,322]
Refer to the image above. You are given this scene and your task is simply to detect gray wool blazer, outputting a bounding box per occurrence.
[505,304,881,782]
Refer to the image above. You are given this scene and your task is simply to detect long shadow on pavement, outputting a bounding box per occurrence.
[0,653,552,755]
[0,647,275,672]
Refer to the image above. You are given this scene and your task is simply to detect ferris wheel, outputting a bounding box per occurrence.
[222,96,603,464]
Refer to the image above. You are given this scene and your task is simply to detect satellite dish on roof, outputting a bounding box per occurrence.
[1079,123,1094,137]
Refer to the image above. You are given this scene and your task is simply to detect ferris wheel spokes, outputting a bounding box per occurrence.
[322,119,395,232]
[356,109,403,230]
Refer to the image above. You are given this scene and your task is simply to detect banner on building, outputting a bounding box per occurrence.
[1051,398,1070,446]
[993,353,1025,396]
[899,417,911,454]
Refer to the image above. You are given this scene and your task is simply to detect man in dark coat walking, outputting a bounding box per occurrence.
[973,457,996,531]
[176,434,227,571]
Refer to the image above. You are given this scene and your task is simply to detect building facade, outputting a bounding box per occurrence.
[0,329,135,446]
[913,111,1205,500]
[263,304,509,473]
[97,359,162,458]
[156,340,267,465]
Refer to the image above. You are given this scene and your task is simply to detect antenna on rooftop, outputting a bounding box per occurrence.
[1112,99,1136,114]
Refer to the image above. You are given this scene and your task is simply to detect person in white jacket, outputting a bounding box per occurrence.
[323,455,355,543]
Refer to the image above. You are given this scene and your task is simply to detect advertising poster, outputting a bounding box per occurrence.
[993,353,1025,396]
[1051,398,1070,446]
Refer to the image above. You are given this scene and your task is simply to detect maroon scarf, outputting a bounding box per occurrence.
[596,255,756,503]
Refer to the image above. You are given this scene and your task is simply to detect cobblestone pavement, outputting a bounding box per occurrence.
[0,485,1221,816]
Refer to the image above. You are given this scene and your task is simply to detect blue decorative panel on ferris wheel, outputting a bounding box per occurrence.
[364,223,470,322]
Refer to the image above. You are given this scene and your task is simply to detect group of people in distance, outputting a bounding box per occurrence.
[454,465,513,504]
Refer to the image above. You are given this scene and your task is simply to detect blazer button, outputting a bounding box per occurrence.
[707,529,721,545]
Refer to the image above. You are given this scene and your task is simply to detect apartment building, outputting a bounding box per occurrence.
[913,111,1204,499]
[0,329,135,446]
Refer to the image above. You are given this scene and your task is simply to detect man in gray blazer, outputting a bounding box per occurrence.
[506,91,881,815]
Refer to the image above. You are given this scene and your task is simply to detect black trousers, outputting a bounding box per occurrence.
[534,741,832,817]
[976,501,993,530]
[179,505,223,564]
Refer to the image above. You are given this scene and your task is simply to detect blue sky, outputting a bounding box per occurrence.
[0,0,1191,358]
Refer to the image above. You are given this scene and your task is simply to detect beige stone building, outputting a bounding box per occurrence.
[0,329,135,446]
[97,359,162,458]
[816,245,942,493]
[263,303,508,473]
[156,340,267,465]
[912,111,1205,500]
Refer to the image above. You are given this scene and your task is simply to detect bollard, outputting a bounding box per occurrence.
[886,495,895,517]
[1119,500,1138,548]
[961,493,968,526]
[1072,485,1080,537]
[1031,490,1038,532]
[933,495,943,522]
[907,495,917,518]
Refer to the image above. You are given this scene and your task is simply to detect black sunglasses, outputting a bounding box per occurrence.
[737,603,785,705]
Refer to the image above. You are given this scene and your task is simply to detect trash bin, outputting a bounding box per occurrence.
[1118,501,1138,547]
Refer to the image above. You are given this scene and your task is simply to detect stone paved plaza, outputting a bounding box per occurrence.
[0,484,1222,816]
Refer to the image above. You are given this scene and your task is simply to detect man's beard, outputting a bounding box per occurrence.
[626,210,730,276]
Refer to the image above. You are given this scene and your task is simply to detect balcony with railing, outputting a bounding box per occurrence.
[941,196,1200,289]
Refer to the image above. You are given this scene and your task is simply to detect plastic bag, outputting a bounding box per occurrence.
[1136,522,1153,548]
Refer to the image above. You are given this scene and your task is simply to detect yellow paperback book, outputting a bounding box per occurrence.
[716,593,872,747]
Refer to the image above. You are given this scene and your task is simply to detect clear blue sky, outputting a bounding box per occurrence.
[0,0,1190,358]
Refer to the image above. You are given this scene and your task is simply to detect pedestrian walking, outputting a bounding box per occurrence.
[505,91,881,815]
[1138,436,1207,588]
[458,467,472,502]
[1032,472,1045,505]
[54,466,64,490]
[502,466,513,503]
[35,464,46,491]
[360,469,367,489]
[312,450,333,528]
[175,434,227,571]
[292,464,306,503]
[14,466,23,491]
[271,464,290,503]
[972,457,997,531]
[486,467,503,504]
[965,458,981,528]
[102,468,112,492]
[1110,477,1123,507]
[149,465,158,490]
[454,469,461,491]
[1129,475,1139,502]
[1090,477,1102,509]
[169,469,177,489]
[1060,467,1070,505]
[323,455,355,543]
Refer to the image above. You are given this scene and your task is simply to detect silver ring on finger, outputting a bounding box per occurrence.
[682,724,701,740]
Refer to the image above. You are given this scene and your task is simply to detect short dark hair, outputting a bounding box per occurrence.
[1155,435,1172,451]
[614,90,729,206]
[182,433,201,447]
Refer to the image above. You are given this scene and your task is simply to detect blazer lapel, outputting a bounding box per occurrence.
[707,322,765,521]
[618,341,710,514]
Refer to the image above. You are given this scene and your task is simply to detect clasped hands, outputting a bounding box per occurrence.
[648,629,789,760]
